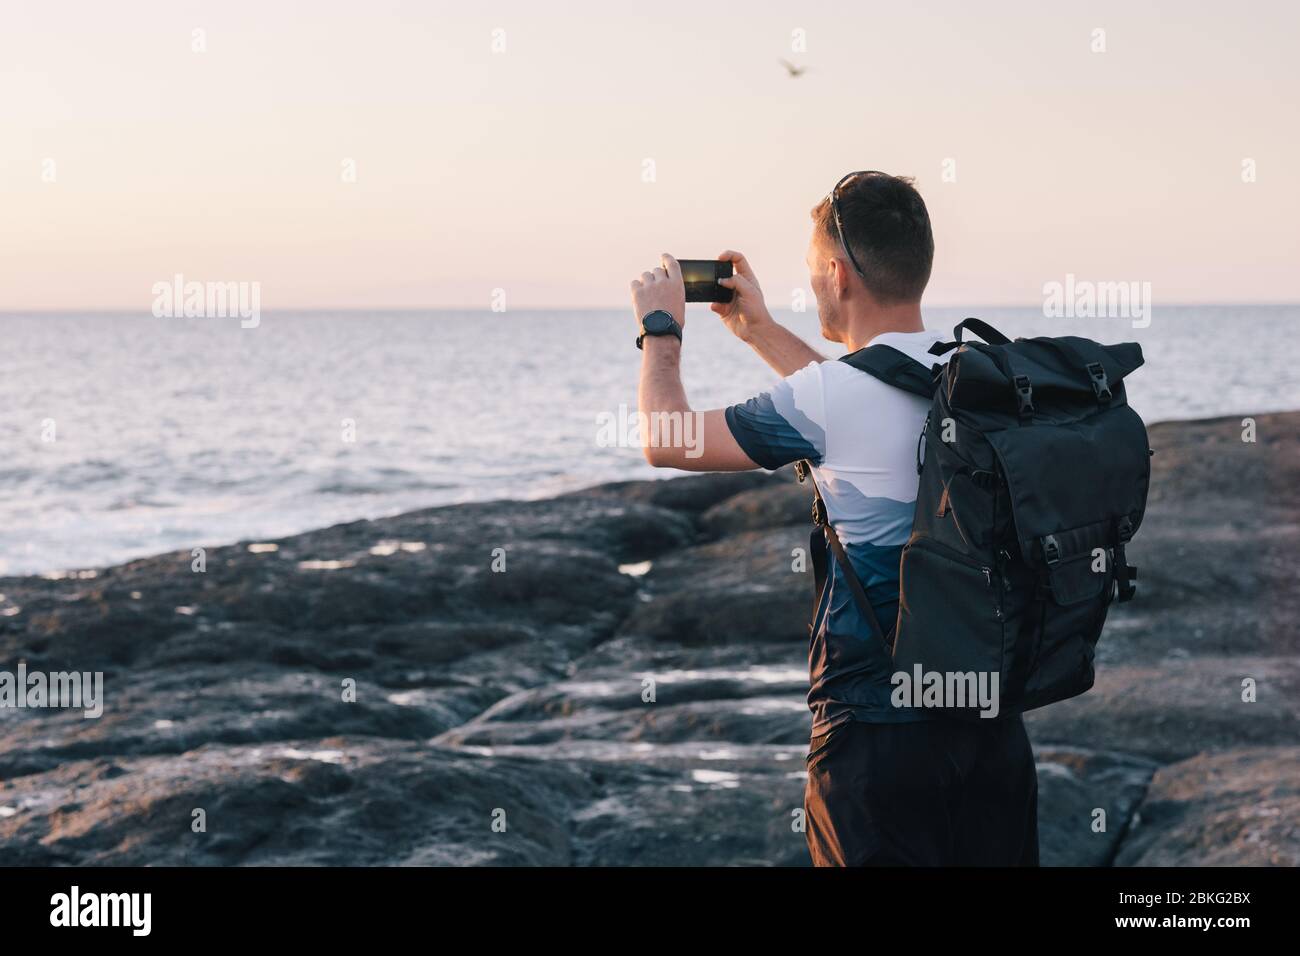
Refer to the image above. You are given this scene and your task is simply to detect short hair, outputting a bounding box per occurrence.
[811,172,934,303]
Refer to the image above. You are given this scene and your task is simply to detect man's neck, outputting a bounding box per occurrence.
[840,300,925,352]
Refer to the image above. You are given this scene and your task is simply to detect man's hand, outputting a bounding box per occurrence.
[629,253,686,329]
[712,250,774,342]
[711,248,825,376]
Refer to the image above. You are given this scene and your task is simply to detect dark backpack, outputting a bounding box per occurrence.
[798,317,1151,719]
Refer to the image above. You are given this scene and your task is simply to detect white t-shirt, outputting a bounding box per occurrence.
[724,327,950,728]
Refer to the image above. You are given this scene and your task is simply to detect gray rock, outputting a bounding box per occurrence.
[0,495,695,674]
[0,737,594,866]
[1024,655,1300,763]
[1032,746,1157,866]
[0,413,1295,866]
[1114,747,1300,866]
[699,482,814,537]
[617,526,813,645]
[0,664,502,778]
[564,469,790,515]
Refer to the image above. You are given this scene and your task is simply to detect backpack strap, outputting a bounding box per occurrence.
[794,342,935,651]
[795,460,894,653]
[1113,515,1138,602]
[839,344,937,399]
[929,317,1011,355]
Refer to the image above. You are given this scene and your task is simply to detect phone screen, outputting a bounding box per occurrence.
[679,259,735,303]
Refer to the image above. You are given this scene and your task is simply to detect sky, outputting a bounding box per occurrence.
[2,0,1297,310]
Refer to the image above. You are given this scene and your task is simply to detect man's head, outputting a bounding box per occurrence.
[806,171,934,343]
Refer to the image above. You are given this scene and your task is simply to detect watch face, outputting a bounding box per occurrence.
[642,310,674,334]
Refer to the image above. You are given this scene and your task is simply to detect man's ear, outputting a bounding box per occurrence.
[830,256,850,300]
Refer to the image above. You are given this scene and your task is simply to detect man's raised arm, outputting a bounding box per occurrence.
[713,250,826,377]
[631,254,759,472]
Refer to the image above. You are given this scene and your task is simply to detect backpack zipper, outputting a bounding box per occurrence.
[907,537,1002,619]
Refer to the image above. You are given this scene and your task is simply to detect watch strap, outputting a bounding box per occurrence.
[636,310,683,350]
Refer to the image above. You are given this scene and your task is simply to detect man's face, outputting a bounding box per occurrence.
[806,227,843,344]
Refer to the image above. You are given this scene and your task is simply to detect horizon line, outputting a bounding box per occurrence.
[2,301,1298,315]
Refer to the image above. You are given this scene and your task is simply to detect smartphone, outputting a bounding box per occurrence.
[679,259,735,304]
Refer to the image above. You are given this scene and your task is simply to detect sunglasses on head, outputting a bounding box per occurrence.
[827,170,886,280]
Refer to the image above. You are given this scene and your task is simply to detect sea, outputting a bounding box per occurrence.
[1,305,1296,576]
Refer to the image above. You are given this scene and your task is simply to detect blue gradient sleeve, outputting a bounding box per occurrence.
[724,366,826,470]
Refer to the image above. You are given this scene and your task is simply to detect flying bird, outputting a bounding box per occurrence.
[779,59,808,78]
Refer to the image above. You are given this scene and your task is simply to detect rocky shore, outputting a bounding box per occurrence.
[1,411,1297,866]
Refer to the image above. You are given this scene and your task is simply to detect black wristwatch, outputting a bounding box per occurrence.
[636,309,683,350]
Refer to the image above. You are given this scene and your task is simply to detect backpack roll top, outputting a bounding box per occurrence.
[943,335,1144,426]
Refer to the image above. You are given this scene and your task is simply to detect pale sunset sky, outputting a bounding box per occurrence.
[2,0,1297,310]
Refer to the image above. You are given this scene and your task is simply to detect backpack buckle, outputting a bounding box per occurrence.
[1114,542,1138,602]
[1087,362,1112,402]
[1014,375,1035,418]
[811,497,828,527]
[1041,534,1061,566]
[1116,515,1134,543]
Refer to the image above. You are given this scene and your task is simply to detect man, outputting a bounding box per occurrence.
[629,171,1039,866]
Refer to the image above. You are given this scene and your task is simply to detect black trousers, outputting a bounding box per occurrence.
[804,714,1039,866]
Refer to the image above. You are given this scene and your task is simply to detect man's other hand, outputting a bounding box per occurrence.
[713,250,774,342]
[629,254,686,330]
